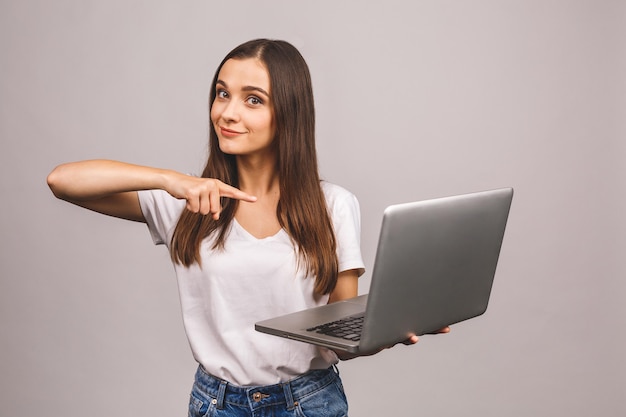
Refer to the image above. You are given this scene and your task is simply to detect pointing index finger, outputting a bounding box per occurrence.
[218,183,257,202]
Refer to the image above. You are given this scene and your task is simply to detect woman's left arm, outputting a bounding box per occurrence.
[328,269,359,304]
[328,269,449,360]
[327,269,362,360]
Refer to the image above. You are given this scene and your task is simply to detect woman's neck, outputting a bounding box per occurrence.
[236,154,280,198]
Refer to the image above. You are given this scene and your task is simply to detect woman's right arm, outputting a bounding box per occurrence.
[47,159,256,222]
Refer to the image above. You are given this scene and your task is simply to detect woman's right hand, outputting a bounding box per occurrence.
[47,160,255,222]
[164,173,257,220]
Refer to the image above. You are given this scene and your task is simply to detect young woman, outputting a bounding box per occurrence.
[48,39,437,417]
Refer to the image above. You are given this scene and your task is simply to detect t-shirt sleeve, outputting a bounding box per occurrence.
[324,183,366,277]
[137,189,185,246]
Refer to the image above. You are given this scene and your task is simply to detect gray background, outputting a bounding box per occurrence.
[1,1,624,416]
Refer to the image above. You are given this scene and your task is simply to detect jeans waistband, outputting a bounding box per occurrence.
[193,366,339,411]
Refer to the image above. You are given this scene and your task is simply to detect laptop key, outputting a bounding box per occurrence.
[307,314,364,341]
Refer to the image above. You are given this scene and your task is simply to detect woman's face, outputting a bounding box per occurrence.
[210,58,275,159]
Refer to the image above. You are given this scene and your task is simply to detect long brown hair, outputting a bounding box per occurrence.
[170,39,338,295]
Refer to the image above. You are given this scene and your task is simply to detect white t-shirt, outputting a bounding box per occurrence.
[138,181,365,386]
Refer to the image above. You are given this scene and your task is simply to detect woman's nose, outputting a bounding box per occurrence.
[220,99,240,122]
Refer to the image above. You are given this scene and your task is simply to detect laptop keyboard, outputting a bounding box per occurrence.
[306,314,364,341]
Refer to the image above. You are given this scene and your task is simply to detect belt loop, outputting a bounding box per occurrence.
[332,363,340,376]
[282,381,296,411]
[216,380,227,410]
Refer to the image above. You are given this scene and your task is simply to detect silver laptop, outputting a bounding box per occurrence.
[255,188,513,354]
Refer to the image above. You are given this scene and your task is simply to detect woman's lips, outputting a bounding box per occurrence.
[219,126,244,138]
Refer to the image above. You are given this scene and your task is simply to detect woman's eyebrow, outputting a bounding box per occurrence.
[242,86,270,98]
[216,80,269,98]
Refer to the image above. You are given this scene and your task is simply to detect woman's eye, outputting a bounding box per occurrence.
[216,90,229,99]
[246,96,263,106]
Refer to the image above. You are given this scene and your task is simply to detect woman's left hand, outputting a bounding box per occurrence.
[402,326,451,346]
[336,326,451,360]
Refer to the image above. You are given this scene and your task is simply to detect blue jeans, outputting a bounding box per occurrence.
[188,366,349,417]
